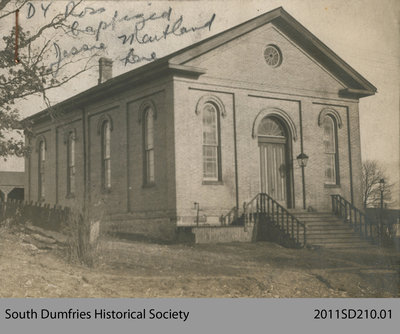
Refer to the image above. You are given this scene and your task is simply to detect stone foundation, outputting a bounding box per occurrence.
[101,216,177,241]
[191,225,255,243]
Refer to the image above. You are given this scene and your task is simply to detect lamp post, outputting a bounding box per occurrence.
[379,178,385,242]
[296,153,309,210]
[193,202,200,226]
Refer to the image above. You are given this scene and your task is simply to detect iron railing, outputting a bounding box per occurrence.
[244,193,306,247]
[219,206,239,226]
[330,194,390,245]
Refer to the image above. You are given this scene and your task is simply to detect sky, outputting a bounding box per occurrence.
[1,0,399,205]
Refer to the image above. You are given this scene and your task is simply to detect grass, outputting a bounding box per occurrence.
[0,224,399,298]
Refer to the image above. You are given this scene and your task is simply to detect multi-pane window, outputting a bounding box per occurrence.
[257,117,285,137]
[322,115,338,183]
[38,140,45,200]
[202,103,220,181]
[144,107,155,184]
[67,131,76,195]
[102,121,111,189]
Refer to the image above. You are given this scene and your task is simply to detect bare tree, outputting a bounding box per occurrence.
[0,0,98,159]
[362,160,394,208]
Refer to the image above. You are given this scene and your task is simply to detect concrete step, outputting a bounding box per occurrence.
[311,241,372,249]
[273,212,335,217]
[307,232,358,238]
[255,209,377,250]
[288,211,333,216]
[307,228,358,236]
[287,211,376,249]
[283,228,355,235]
[291,214,337,219]
[305,222,352,228]
[306,231,357,237]
[298,217,342,223]
[307,236,366,243]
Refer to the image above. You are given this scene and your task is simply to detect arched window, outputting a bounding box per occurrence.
[102,120,111,189]
[202,102,221,181]
[38,140,46,200]
[67,131,76,195]
[144,107,155,184]
[322,115,339,184]
[257,117,285,138]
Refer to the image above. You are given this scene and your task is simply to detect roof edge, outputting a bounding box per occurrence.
[276,10,377,94]
[22,63,206,125]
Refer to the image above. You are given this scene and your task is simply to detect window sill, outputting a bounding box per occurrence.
[324,183,340,188]
[202,180,223,185]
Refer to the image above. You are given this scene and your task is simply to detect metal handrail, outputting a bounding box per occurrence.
[244,193,306,247]
[219,206,239,226]
[330,194,380,244]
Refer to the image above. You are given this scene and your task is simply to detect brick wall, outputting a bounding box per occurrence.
[173,80,236,224]
[172,79,361,217]
[25,21,367,238]
[26,79,177,233]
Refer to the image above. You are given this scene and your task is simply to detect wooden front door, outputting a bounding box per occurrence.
[259,142,287,204]
[257,117,290,207]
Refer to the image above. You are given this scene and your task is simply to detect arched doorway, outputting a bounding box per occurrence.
[258,116,293,208]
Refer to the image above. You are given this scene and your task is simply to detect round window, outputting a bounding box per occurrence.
[264,45,282,67]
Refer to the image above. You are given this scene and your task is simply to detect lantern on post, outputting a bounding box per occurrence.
[296,153,309,167]
[296,153,309,209]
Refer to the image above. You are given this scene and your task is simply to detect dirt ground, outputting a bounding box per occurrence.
[0,226,399,298]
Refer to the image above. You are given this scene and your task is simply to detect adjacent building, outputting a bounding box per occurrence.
[0,172,24,202]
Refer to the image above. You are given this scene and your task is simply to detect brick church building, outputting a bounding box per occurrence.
[24,7,376,242]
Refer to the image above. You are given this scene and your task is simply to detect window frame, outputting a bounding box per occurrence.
[38,139,46,201]
[322,114,340,185]
[143,107,155,186]
[101,120,111,191]
[66,131,76,197]
[202,102,222,183]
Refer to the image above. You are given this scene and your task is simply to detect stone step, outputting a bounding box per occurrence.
[306,235,365,243]
[273,211,334,216]
[279,229,356,236]
[303,223,344,228]
[291,214,337,219]
[310,241,371,249]
[305,223,353,229]
[274,215,341,223]
[306,231,357,238]
[306,232,358,239]
[297,217,342,223]
[249,208,377,250]
[288,211,333,216]
[286,211,376,250]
